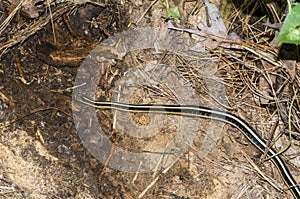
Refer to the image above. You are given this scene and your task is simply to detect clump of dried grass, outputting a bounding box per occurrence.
[0,0,106,57]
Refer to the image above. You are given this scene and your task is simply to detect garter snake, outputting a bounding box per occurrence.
[80,96,300,198]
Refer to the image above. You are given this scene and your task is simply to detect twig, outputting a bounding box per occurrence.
[135,0,158,25]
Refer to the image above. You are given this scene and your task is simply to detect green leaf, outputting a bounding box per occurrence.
[166,6,180,20]
[276,3,300,45]
[162,0,180,20]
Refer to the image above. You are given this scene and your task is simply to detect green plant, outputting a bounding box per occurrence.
[276,1,300,45]
[162,0,180,20]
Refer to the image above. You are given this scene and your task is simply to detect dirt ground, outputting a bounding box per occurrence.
[0,0,300,198]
